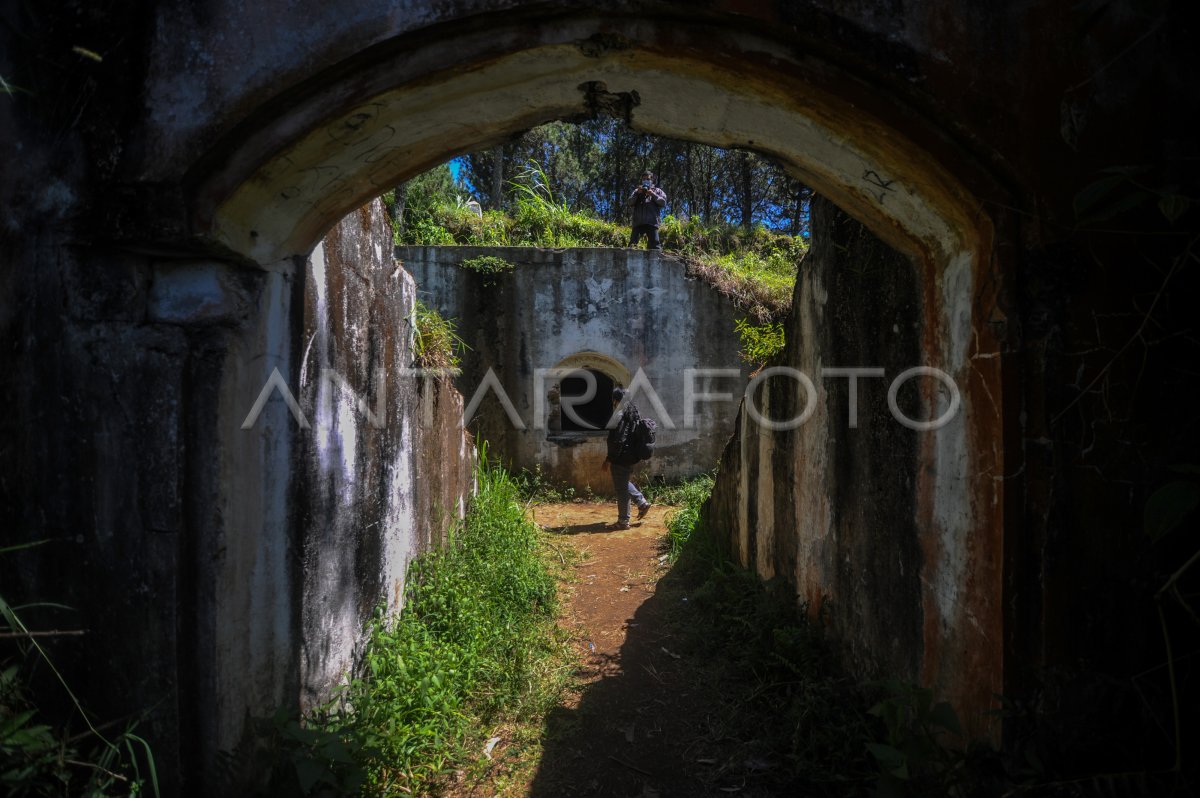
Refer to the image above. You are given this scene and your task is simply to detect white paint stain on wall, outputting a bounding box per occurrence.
[930,250,975,630]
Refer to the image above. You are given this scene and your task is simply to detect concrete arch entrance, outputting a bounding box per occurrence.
[182,5,1006,742]
[2,3,1071,793]
[191,15,988,267]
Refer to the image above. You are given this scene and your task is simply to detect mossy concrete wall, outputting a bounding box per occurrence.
[401,246,752,491]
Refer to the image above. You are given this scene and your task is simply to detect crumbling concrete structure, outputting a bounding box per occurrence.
[402,246,752,490]
[2,2,1196,793]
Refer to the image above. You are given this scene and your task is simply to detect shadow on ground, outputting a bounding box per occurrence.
[544,520,616,536]
[528,545,804,797]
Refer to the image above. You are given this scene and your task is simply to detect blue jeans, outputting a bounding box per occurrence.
[610,463,648,523]
[630,225,660,249]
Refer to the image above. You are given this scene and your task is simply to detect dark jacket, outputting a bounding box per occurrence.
[627,186,667,228]
[606,404,642,466]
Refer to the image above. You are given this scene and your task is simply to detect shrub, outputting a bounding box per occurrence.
[460,255,515,284]
[735,317,787,366]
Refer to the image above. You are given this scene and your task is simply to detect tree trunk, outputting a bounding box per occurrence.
[791,183,803,237]
[391,181,407,236]
[738,152,754,231]
[491,145,504,210]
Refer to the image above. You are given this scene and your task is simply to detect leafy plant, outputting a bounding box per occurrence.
[231,707,371,798]
[734,317,786,366]
[865,680,967,797]
[512,465,577,504]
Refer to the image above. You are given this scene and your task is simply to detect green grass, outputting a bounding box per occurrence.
[410,300,465,370]
[295,458,572,796]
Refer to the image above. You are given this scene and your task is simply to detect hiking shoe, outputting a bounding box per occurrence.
[615,522,630,530]
[637,503,651,520]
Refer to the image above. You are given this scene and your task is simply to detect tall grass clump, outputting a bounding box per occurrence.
[330,458,562,795]
[410,300,465,370]
[658,473,716,563]
[1,543,160,798]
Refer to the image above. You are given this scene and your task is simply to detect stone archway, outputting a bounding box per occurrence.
[545,352,633,434]
[1,5,1030,792]
[182,11,1006,747]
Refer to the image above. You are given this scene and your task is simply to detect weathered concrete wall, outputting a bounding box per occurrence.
[297,203,473,714]
[0,195,472,793]
[402,246,752,491]
[704,196,1000,735]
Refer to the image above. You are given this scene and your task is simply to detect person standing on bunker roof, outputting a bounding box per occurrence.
[602,387,651,530]
[627,170,667,250]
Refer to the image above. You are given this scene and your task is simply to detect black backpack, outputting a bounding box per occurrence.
[630,416,657,461]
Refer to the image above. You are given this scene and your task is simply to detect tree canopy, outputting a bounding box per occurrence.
[453,119,811,235]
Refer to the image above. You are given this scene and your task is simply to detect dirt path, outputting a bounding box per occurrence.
[527,502,695,798]
[443,500,797,797]
[516,501,778,798]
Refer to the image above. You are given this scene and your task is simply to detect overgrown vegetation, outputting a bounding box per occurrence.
[663,480,1011,797]
[512,465,588,505]
[391,161,806,323]
[662,484,875,794]
[410,299,465,370]
[1,544,159,798]
[253,458,572,796]
[655,473,716,561]
[459,255,516,284]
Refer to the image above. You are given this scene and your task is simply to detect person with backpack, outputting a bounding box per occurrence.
[602,387,654,530]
